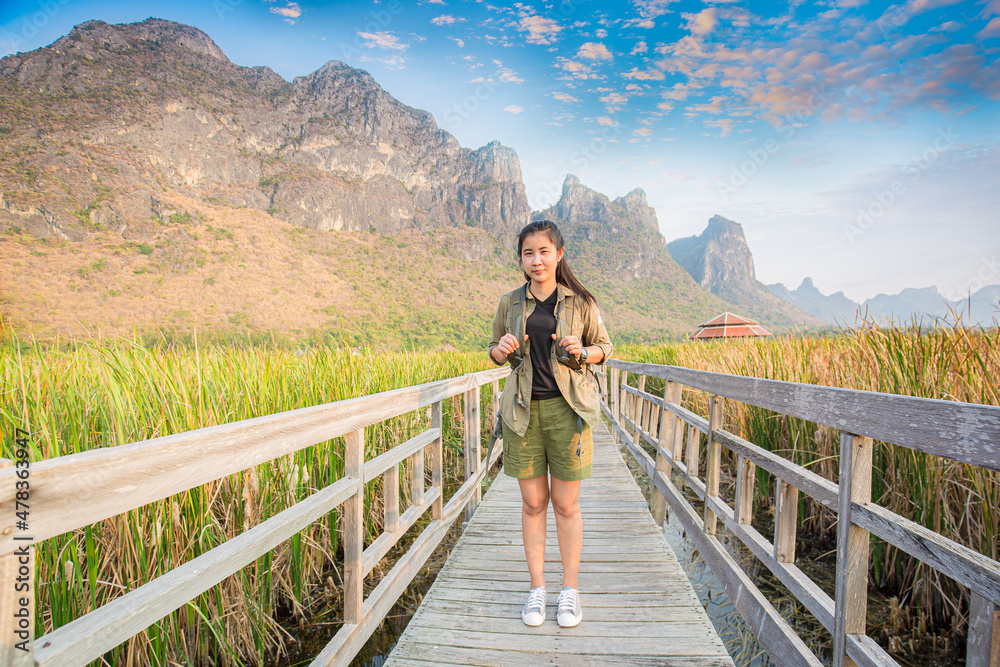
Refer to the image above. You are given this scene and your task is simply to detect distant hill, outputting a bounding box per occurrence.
[666,216,826,330]
[767,279,1000,327]
[767,278,862,325]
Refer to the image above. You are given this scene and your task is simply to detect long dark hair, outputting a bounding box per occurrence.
[517,220,597,306]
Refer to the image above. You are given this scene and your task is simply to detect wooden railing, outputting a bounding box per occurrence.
[0,367,507,667]
[598,360,1000,667]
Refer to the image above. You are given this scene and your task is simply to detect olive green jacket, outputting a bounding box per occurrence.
[487,283,614,436]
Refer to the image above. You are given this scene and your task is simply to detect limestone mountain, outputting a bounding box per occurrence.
[0,18,817,345]
[767,278,862,325]
[667,216,825,329]
[0,18,528,244]
[532,175,790,339]
[767,279,1000,327]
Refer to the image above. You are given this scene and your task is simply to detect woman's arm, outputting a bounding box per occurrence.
[581,300,613,364]
[487,296,511,366]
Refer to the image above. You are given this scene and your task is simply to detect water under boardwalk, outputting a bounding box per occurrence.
[385,422,735,666]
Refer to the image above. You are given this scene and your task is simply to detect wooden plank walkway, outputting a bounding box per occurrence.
[384,422,735,666]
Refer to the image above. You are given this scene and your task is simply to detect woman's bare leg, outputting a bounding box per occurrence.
[550,477,582,589]
[518,475,550,589]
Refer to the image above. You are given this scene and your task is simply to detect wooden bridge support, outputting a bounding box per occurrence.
[834,433,873,667]
[968,592,1000,667]
[464,386,481,522]
[0,458,32,667]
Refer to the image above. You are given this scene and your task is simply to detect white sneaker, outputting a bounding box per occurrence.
[557,586,582,628]
[521,586,546,626]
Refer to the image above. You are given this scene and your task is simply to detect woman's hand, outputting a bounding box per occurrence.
[553,334,584,360]
[494,333,522,362]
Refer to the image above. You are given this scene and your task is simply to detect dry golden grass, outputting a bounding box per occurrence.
[620,323,1000,644]
[0,191,517,347]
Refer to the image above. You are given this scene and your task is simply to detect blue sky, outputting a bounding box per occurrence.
[2,0,998,303]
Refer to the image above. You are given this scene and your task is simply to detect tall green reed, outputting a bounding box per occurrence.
[0,334,495,665]
[618,321,1000,639]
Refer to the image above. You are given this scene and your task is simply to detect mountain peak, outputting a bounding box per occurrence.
[617,187,648,209]
[706,214,744,235]
[535,175,662,246]
[57,18,228,62]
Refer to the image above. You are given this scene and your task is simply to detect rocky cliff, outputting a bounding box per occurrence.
[533,174,667,280]
[667,216,825,329]
[0,18,529,244]
[529,175,806,339]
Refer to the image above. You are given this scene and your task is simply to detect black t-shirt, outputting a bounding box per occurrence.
[526,288,561,399]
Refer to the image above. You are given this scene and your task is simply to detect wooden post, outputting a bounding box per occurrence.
[491,379,500,420]
[686,425,700,479]
[611,367,620,422]
[774,479,799,563]
[651,381,682,527]
[464,386,481,522]
[410,444,424,508]
[430,401,443,521]
[968,592,1000,667]
[641,397,653,437]
[632,376,646,446]
[671,402,686,464]
[734,456,756,525]
[704,395,725,536]
[619,372,628,432]
[343,428,364,626]
[384,461,399,533]
[0,458,33,666]
[834,433,873,667]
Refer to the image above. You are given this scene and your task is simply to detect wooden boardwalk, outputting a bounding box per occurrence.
[384,422,735,667]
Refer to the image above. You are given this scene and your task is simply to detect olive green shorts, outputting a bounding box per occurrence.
[502,396,593,481]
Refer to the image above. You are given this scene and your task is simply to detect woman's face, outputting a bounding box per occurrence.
[520,232,563,287]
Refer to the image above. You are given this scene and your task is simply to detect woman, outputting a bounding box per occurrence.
[487,220,613,628]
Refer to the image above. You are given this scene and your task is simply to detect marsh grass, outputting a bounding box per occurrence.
[618,320,1000,645]
[0,334,494,665]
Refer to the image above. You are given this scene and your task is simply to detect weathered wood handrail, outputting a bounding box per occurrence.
[0,366,508,667]
[598,360,1000,667]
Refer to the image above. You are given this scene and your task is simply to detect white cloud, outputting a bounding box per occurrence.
[705,118,734,136]
[505,105,524,113]
[270,2,302,23]
[683,8,718,36]
[633,0,680,19]
[451,37,466,47]
[631,40,648,54]
[493,59,524,84]
[623,18,656,28]
[432,15,463,26]
[578,42,613,61]
[977,17,1000,38]
[600,92,628,111]
[597,116,618,126]
[553,91,580,103]
[595,29,608,38]
[358,31,408,50]
[517,15,562,44]
[555,58,596,79]
[624,67,665,81]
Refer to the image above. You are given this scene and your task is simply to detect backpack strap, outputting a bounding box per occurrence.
[510,283,527,370]
[555,293,576,364]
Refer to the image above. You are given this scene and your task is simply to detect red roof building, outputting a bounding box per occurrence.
[691,312,772,340]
